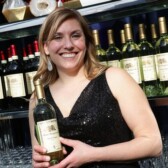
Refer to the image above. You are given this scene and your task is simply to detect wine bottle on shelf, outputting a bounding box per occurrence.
[23,47,29,65]
[151,23,159,76]
[33,79,63,165]
[27,43,35,67]
[151,24,158,48]
[122,23,143,87]
[106,29,122,68]
[0,51,8,110]
[138,23,160,97]
[33,40,40,68]
[92,29,107,66]
[22,47,31,108]
[120,29,126,51]
[3,47,13,110]
[155,17,168,95]
[5,44,27,110]
[24,42,39,99]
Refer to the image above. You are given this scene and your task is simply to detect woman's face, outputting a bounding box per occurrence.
[44,18,86,74]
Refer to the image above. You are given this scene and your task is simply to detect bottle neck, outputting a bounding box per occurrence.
[38,98,46,104]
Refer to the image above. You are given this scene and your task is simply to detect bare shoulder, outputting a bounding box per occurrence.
[105,67,141,98]
[106,67,134,83]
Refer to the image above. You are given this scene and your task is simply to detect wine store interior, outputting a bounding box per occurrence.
[0,0,168,167]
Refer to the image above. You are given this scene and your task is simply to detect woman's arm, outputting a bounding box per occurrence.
[99,67,163,161]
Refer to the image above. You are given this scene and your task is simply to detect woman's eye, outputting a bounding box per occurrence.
[72,33,81,38]
[53,34,62,40]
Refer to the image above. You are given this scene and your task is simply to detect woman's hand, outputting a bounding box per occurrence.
[49,137,95,168]
[32,145,50,168]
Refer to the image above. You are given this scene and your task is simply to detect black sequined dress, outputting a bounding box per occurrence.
[44,72,140,168]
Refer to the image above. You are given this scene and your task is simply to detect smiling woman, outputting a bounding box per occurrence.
[29,7,162,168]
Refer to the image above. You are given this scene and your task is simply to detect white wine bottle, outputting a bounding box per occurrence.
[33,79,63,165]
[122,23,143,87]
[120,29,126,51]
[92,29,107,66]
[138,23,159,97]
[156,17,168,95]
[106,29,121,68]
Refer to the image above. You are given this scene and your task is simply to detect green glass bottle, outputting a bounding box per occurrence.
[106,29,121,68]
[138,23,160,97]
[92,29,107,66]
[155,17,168,95]
[120,29,126,51]
[33,79,63,165]
[122,23,143,87]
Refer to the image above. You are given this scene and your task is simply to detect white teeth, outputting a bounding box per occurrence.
[62,53,76,58]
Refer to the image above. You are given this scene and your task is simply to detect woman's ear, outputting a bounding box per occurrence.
[44,43,49,55]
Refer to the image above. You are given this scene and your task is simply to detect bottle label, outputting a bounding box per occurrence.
[108,60,121,68]
[122,57,142,84]
[0,77,4,99]
[157,53,168,81]
[141,55,157,81]
[6,73,26,97]
[25,71,37,94]
[36,119,62,153]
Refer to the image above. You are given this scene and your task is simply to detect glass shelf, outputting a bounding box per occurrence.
[0,110,28,120]
[148,96,168,107]
[0,96,167,120]
[0,0,168,41]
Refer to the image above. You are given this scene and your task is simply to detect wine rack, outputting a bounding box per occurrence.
[0,0,167,118]
[0,1,168,167]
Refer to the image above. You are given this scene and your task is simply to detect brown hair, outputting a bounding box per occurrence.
[34,7,107,85]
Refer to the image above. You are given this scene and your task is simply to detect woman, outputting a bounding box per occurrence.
[29,7,162,168]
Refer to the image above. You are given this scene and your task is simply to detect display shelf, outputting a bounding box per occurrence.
[0,96,167,120]
[148,96,168,107]
[0,0,168,41]
[0,110,28,120]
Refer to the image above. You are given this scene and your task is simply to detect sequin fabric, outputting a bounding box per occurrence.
[44,72,140,168]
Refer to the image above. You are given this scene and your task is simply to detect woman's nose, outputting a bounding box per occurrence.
[64,37,74,49]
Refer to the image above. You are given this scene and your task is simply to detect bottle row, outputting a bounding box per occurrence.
[0,40,40,111]
[1,16,168,112]
[92,16,168,97]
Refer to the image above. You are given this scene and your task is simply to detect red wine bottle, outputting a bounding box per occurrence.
[0,50,8,110]
[6,44,27,110]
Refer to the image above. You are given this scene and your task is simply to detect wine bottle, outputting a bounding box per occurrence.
[24,44,37,99]
[33,40,40,68]
[120,29,126,51]
[151,24,158,48]
[155,17,168,95]
[151,23,159,77]
[3,47,13,110]
[106,29,121,68]
[92,29,107,65]
[0,51,8,110]
[23,47,29,66]
[138,23,160,97]
[22,47,30,108]
[33,79,63,165]
[122,23,143,87]
[6,44,27,110]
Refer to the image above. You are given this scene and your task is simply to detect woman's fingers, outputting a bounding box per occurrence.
[32,145,51,168]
